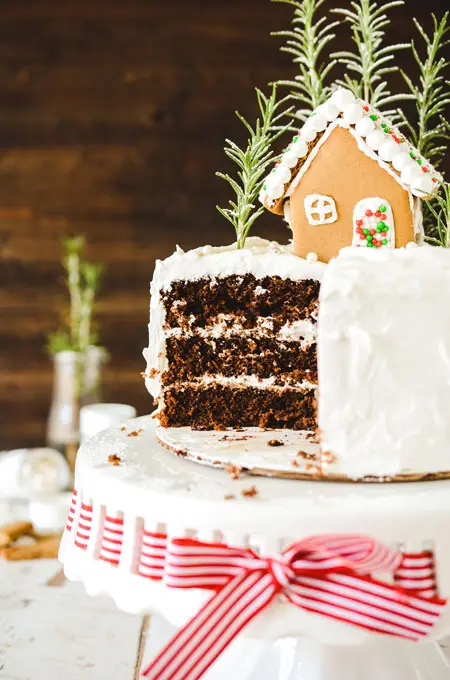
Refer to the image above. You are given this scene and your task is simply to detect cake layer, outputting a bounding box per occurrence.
[162,274,320,329]
[144,238,325,430]
[163,335,317,384]
[159,384,316,430]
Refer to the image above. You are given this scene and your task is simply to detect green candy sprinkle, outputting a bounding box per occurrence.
[417,159,423,165]
[382,239,388,245]
[376,226,382,233]
[293,136,298,142]
[263,185,267,191]
[384,226,390,232]
[367,235,373,242]
[410,152,415,159]
[370,114,378,121]
[377,221,386,229]
[379,205,387,212]
[363,228,369,235]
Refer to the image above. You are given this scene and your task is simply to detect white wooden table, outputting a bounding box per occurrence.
[0,500,175,680]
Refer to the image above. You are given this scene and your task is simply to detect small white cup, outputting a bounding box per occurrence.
[80,403,137,442]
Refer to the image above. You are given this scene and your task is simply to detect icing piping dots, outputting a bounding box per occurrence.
[259,88,442,208]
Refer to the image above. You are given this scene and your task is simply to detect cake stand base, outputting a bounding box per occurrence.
[148,618,450,680]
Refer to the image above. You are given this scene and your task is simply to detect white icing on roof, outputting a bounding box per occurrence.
[260,88,442,209]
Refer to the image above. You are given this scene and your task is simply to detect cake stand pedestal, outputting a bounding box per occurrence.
[59,416,450,679]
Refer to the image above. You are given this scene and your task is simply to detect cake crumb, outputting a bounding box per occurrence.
[120,426,126,432]
[128,429,143,438]
[140,371,146,378]
[321,451,337,464]
[267,439,284,447]
[224,463,242,480]
[224,494,236,500]
[291,459,300,467]
[147,368,159,379]
[305,463,321,476]
[241,486,258,498]
[305,431,319,443]
[108,454,121,466]
[297,450,317,460]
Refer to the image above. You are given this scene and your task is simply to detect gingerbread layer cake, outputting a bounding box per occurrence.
[144,237,326,431]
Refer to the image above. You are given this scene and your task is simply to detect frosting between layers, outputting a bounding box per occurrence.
[166,375,317,392]
[165,316,317,347]
[144,237,325,400]
[318,244,450,478]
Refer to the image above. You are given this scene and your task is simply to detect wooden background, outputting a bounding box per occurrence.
[1,0,449,449]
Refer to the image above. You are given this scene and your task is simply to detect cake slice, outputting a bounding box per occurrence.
[144,237,325,432]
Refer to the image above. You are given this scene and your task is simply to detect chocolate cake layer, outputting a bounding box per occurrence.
[159,385,316,431]
[164,336,317,384]
[162,275,320,329]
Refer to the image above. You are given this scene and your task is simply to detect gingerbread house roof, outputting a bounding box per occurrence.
[260,88,442,216]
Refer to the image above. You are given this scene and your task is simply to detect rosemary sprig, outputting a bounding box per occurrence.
[425,181,450,247]
[217,86,292,249]
[398,13,450,167]
[331,0,411,115]
[272,0,338,124]
[78,262,104,353]
[64,236,84,350]
[48,236,105,354]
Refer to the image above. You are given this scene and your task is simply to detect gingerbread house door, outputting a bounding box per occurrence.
[352,198,395,249]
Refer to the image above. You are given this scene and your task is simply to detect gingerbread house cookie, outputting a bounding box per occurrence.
[260,88,442,263]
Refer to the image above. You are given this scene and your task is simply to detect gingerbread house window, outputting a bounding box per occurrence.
[304,194,338,226]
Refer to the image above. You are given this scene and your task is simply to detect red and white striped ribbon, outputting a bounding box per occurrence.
[99,513,124,567]
[142,535,447,680]
[394,551,438,599]
[138,529,167,580]
[74,501,93,551]
[65,489,77,532]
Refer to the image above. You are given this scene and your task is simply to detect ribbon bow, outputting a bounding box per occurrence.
[143,534,446,680]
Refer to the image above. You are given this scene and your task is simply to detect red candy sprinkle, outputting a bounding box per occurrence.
[370,229,376,235]
[376,242,382,248]
[375,211,382,218]
[360,234,366,240]
[356,226,363,234]
[356,219,363,227]
[423,167,429,173]
[363,105,369,112]
[365,210,373,217]
[381,232,387,237]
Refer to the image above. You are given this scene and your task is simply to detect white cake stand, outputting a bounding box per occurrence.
[60,416,450,679]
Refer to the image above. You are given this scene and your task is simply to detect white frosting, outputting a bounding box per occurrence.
[165,316,316,346]
[317,245,450,478]
[172,375,317,392]
[260,87,442,209]
[144,237,325,401]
